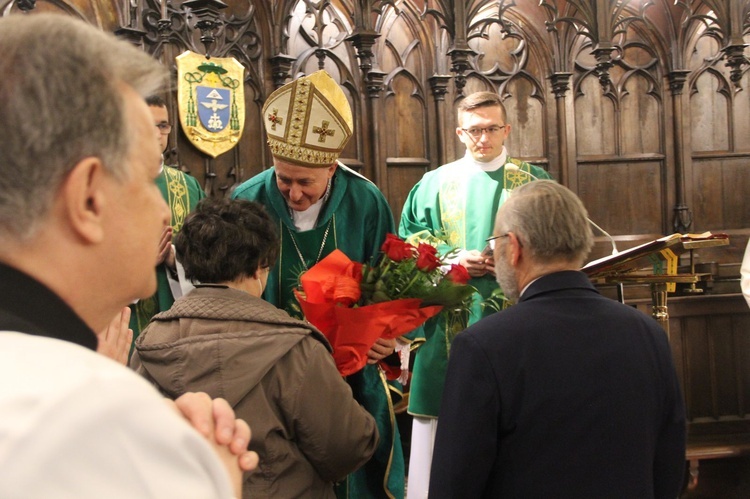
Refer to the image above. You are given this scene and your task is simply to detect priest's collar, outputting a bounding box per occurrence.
[463,147,508,172]
[0,261,97,350]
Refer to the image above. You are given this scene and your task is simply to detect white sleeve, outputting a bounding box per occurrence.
[0,337,233,499]
[439,249,471,273]
[168,250,196,299]
[741,239,750,309]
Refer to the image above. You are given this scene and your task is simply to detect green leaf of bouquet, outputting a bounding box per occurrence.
[421,284,477,307]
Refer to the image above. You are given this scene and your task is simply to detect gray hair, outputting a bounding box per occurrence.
[0,14,168,240]
[495,180,594,265]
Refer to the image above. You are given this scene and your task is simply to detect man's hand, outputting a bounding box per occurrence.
[460,249,490,277]
[172,393,259,497]
[96,307,133,365]
[155,225,174,268]
[367,337,397,364]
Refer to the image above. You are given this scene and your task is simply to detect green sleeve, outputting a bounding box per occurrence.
[398,178,453,254]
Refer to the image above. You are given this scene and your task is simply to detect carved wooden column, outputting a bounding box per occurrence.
[347,30,380,76]
[348,26,385,186]
[668,70,692,233]
[182,0,227,58]
[723,0,749,90]
[429,75,452,167]
[269,54,296,89]
[447,0,475,95]
[364,70,386,188]
[550,72,572,187]
[114,0,145,46]
[724,44,748,89]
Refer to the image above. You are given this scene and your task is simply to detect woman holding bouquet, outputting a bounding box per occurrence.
[130,198,379,498]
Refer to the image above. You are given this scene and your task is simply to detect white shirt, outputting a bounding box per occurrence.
[0,332,233,498]
[291,196,325,231]
[741,239,750,309]
[451,148,509,265]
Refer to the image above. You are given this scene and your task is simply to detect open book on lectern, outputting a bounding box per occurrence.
[582,232,729,281]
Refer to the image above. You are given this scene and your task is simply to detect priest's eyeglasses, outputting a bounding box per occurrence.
[156,122,172,135]
[461,125,506,138]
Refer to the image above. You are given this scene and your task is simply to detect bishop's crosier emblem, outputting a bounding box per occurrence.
[176,51,246,158]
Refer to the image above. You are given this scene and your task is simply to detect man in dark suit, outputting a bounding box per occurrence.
[428,180,686,498]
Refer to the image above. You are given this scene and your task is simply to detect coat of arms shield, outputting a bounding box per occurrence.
[176,51,245,158]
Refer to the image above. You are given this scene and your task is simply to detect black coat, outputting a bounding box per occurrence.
[429,270,686,499]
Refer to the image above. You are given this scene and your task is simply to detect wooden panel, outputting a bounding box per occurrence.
[386,160,431,227]
[735,70,750,152]
[575,75,616,156]
[14,0,750,275]
[621,74,661,155]
[691,157,750,231]
[711,315,739,417]
[576,160,664,235]
[738,314,750,417]
[225,88,266,194]
[503,76,546,159]
[384,75,427,159]
[683,314,713,420]
[657,295,750,437]
[690,71,730,153]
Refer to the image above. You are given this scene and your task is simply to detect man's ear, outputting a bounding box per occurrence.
[508,232,522,266]
[327,162,338,178]
[61,157,108,244]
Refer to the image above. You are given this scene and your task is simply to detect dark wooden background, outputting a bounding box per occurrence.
[4,0,750,494]
[8,0,747,262]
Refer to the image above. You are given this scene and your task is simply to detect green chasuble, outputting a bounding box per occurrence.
[232,163,406,499]
[129,165,205,345]
[398,156,552,418]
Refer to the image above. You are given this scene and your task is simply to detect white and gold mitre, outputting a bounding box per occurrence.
[262,70,353,168]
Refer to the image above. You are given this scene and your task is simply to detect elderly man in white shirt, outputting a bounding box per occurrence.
[0,14,257,497]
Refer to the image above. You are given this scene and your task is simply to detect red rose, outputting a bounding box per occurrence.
[416,243,440,271]
[349,262,364,282]
[381,233,415,262]
[416,243,438,257]
[445,264,470,284]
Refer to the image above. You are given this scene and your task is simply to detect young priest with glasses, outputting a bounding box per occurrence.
[398,90,552,498]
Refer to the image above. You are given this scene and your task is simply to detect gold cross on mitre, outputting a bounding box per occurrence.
[267,108,283,130]
[313,120,335,143]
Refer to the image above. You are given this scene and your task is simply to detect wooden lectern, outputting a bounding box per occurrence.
[584,232,750,491]
[582,232,729,337]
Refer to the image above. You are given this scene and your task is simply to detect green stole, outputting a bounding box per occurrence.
[129,166,203,347]
[407,158,550,418]
[275,215,338,319]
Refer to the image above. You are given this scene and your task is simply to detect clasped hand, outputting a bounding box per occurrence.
[460,249,495,278]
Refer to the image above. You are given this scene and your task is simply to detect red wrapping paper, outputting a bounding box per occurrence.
[295,250,442,376]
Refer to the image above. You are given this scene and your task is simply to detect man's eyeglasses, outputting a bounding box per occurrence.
[483,232,522,254]
[461,125,506,138]
[155,123,172,135]
[484,233,510,252]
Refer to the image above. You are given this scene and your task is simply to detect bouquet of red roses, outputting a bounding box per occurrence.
[294,234,475,376]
